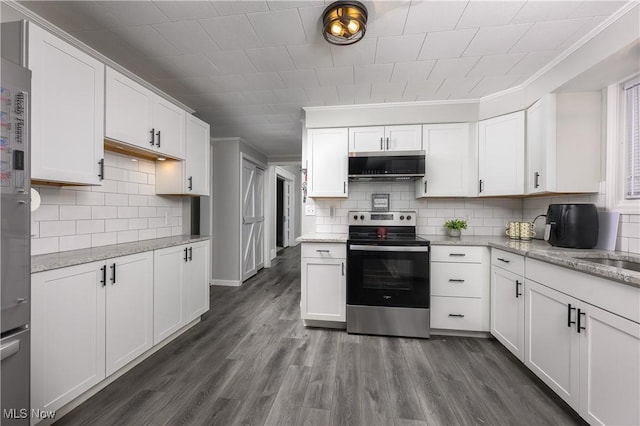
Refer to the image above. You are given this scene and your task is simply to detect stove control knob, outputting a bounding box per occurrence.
[360,215,365,220]
[407,215,412,220]
[353,215,358,220]
[400,215,405,220]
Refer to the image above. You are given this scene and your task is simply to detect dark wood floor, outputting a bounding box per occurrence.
[56,246,582,426]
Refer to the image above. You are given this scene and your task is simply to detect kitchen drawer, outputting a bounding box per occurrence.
[491,248,524,276]
[431,246,485,263]
[302,243,346,259]
[431,296,486,331]
[431,263,484,298]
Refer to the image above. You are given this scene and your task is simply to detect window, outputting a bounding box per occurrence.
[625,78,640,199]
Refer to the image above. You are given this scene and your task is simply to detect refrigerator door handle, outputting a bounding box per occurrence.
[0,340,20,361]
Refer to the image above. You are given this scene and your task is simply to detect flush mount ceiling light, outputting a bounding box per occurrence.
[322,1,368,46]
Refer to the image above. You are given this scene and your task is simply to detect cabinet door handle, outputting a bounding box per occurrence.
[497,257,510,263]
[448,314,465,318]
[479,179,484,193]
[449,253,466,257]
[380,137,383,150]
[567,304,576,327]
[343,182,346,194]
[100,265,106,287]
[98,158,104,180]
[150,128,155,146]
[342,262,344,276]
[188,176,193,191]
[424,180,427,194]
[448,279,465,283]
[534,172,540,188]
[156,130,161,147]
[110,263,116,284]
[189,247,193,261]
[184,247,188,262]
[515,280,522,298]
[386,137,389,150]
[577,308,586,333]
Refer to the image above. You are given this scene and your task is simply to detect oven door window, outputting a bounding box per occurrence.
[347,247,429,308]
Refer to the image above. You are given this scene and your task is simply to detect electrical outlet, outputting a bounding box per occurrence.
[305,205,316,216]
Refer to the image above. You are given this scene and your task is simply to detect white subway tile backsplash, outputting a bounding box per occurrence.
[59,205,92,220]
[31,151,185,255]
[40,220,75,237]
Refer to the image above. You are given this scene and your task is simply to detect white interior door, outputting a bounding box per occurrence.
[242,160,264,281]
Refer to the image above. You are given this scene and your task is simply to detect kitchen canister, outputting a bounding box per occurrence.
[505,221,520,239]
[519,222,536,240]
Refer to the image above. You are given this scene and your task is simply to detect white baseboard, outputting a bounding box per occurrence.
[211,279,241,287]
[290,239,300,247]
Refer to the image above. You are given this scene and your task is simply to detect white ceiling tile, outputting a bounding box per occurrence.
[279,69,320,88]
[316,67,354,86]
[149,78,191,96]
[211,1,269,16]
[243,72,286,90]
[111,25,180,57]
[150,54,218,78]
[467,52,527,77]
[243,90,279,105]
[428,57,480,80]
[468,74,522,97]
[355,64,394,84]
[182,92,247,108]
[363,0,411,37]
[169,77,219,95]
[305,86,340,105]
[248,9,307,47]
[267,1,325,11]
[511,1,582,24]
[510,17,593,53]
[405,79,444,97]
[115,54,173,80]
[287,44,334,69]
[246,47,296,72]
[337,83,372,104]
[418,29,476,60]
[208,75,249,93]
[330,38,377,67]
[14,1,108,32]
[207,50,257,74]
[506,50,561,77]
[273,88,309,103]
[375,34,426,64]
[556,16,606,50]
[370,81,408,103]
[152,21,219,54]
[199,15,262,49]
[462,23,532,56]
[404,1,468,34]
[298,5,328,45]
[386,93,419,103]
[89,1,170,28]
[456,1,525,29]
[437,76,484,98]
[568,1,627,18]
[69,29,139,61]
[391,61,436,83]
[153,1,219,21]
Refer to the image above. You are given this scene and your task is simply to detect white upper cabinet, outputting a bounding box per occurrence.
[105,67,185,160]
[416,123,475,197]
[349,125,421,152]
[478,111,525,196]
[156,114,210,196]
[28,23,104,185]
[526,93,601,194]
[308,128,348,198]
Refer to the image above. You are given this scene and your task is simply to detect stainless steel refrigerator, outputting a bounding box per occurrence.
[1,52,31,425]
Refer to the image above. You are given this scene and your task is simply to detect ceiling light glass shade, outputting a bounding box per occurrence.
[322,1,368,46]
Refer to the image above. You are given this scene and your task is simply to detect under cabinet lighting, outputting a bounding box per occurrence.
[157,157,166,161]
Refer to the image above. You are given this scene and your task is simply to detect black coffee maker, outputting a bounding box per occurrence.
[544,204,599,249]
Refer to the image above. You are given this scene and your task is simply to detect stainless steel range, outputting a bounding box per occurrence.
[346,211,430,338]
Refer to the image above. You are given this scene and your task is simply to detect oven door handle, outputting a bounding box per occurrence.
[349,245,430,252]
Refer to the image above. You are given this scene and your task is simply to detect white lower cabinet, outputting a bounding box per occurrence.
[31,252,153,414]
[154,241,210,344]
[301,243,346,322]
[430,246,490,332]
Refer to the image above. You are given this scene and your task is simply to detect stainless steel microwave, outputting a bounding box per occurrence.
[348,150,426,181]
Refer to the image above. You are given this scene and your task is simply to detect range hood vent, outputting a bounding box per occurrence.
[348,150,425,181]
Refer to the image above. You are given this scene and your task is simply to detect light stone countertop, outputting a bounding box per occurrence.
[31,235,211,273]
[297,234,348,243]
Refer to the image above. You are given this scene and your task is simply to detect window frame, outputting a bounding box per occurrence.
[606,74,640,214]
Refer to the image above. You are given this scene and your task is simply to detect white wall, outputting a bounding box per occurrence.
[31,151,183,255]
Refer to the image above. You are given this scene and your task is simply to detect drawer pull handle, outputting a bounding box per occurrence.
[497,257,510,263]
[448,279,465,282]
[449,253,466,257]
[448,314,465,318]
[316,249,330,253]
